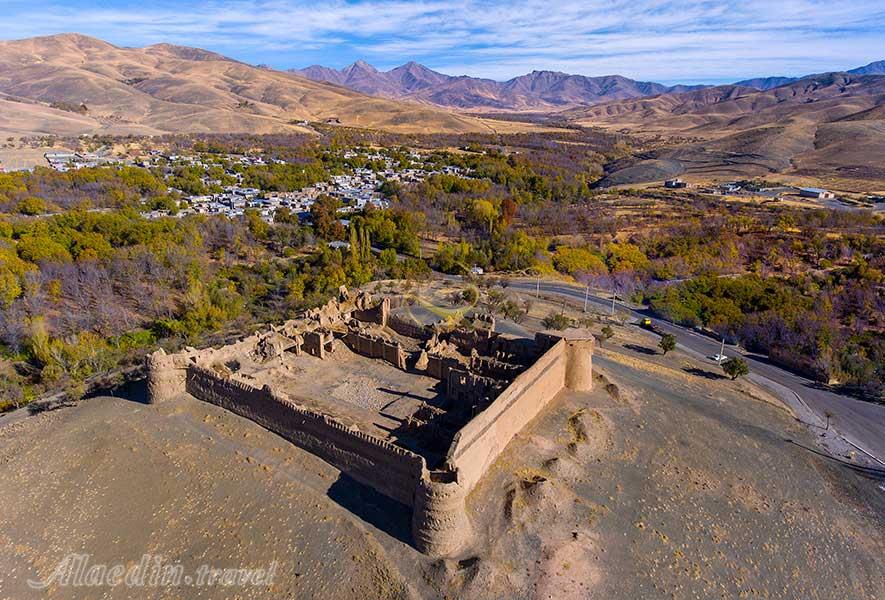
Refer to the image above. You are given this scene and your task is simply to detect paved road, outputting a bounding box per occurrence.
[505,278,885,466]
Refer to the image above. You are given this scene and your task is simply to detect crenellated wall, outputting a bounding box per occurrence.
[185,365,425,507]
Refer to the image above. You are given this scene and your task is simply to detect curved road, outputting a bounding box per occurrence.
[505,278,885,466]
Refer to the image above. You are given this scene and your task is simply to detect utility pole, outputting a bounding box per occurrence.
[610,287,616,317]
[536,274,540,299]
[583,284,589,312]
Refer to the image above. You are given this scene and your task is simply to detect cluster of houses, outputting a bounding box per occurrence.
[142,149,467,224]
[4,145,472,224]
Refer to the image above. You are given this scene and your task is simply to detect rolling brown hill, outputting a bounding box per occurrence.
[0,34,521,137]
[570,73,885,187]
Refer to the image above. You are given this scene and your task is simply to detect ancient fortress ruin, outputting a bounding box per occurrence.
[148,287,594,556]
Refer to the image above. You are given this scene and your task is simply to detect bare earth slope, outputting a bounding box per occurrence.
[0,34,508,136]
[574,73,885,186]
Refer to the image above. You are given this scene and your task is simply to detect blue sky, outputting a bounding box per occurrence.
[1,0,884,84]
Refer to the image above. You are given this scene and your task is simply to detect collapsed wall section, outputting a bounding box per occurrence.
[185,365,425,507]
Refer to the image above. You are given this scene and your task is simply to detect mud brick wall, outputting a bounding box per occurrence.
[445,368,506,407]
[489,335,544,366]
[388,314,433,340]
[302,330,326,358]
[344,330,384,359]
[445,339,567,492]
[185,366,425,506]
[448,327,496,355]
[425,354,464,381]
[353,297,389,327]
[343,330,407,370]
[470,355,525,380]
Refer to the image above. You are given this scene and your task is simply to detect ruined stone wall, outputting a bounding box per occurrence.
[446,339,568,492]
[342,330,407,370]
[352,296,390,327]
[489,335,544,365]
[470,354,526,380]
[445,368,506,408]
[448,327,496,355]
[185,366,425,507]
[424,354,464,381]
[301,330,327,359]
[388,314,433,340]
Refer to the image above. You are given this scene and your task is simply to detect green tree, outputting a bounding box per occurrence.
[659,333,676,355]
[542,312,571,331]
[0,245,33,307]
[605,242,650,273]
[244,209,269,240]
[471,199,498,233]
[18,196,47,215]
[599,325,614,345]
[553,246,607,276]
[17,235,73,263]
[722,357,749,380]
[310,195,344,240]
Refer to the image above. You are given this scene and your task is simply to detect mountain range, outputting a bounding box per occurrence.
[293,60,885,110]
[292,62,708,111]
[734,60,885,90]
[0,34,534,138]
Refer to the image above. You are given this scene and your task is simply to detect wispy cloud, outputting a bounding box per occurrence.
[1,0,883,82]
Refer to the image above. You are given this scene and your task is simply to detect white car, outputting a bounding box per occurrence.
[711,354,728,363]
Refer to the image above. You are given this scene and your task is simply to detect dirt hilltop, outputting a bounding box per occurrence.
[0,293,883,598]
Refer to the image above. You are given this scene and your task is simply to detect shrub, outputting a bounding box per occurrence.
[542,312,572,331]
[599,325,614,345]
[722,357,750,380]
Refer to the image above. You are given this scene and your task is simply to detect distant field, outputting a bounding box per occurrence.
[0,147,56,171]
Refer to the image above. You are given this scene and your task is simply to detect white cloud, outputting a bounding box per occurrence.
[1,0,883,81]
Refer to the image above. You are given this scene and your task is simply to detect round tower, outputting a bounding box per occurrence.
[412,473,472,556]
